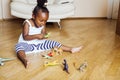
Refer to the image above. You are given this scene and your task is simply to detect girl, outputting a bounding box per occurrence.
[15,0,82,68]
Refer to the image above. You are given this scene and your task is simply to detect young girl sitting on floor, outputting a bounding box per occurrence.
[15,0,82,68]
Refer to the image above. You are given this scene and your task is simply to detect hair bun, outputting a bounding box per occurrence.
[37,0,47,7]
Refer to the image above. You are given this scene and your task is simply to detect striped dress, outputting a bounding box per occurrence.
[15,20,61,54]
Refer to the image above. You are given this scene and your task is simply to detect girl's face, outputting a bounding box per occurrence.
[33,11,49,27]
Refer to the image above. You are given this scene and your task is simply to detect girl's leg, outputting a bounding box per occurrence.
[17,50,29,68]
[40,40,82,53]
[60,45,83,53]
[15,42,31,68]
[60,45,72,52]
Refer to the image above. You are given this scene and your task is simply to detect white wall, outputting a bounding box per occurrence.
[112,0,119,19]
[107,0,114,18]
[73,0,108,17]
[0,0,3,19]
[0,0,119,19]
[2,0,14,19]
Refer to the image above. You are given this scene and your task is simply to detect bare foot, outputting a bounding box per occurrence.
[71,46,83,53]
[20,58,29,68]
[23,58,29,68]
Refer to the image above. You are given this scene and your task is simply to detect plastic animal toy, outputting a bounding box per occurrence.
[44,60,59,67]
[78,61,88,72]
[47,52,54,57]
[41,54,52,59]
[63,59,69,74]
[44,32,51,38]
[52,47,63,55]
[0,58,15,66]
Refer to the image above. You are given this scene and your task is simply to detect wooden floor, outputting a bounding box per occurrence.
[0,19,120,80]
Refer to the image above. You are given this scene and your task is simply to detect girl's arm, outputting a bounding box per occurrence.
[41,25,49,39]
[41,25,47,35]
[22,22,44,40]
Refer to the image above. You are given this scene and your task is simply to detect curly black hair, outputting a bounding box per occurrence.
[33,0,49,16]
[37,0,48,7]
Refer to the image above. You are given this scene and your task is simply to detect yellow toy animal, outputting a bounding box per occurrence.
[44,60,59,67]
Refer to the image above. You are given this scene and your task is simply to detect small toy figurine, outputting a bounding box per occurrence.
[57,48,63,55]
[44,32,51,38]
[47,52,53,57]
[78,61,88,72]
[63,59,69,74]
[41,54,52,59]
[0,58,15,66]
[52,47,63,55]
[44,60,59,67]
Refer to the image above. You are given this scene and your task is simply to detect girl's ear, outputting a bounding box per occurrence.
[32,14,35,19]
